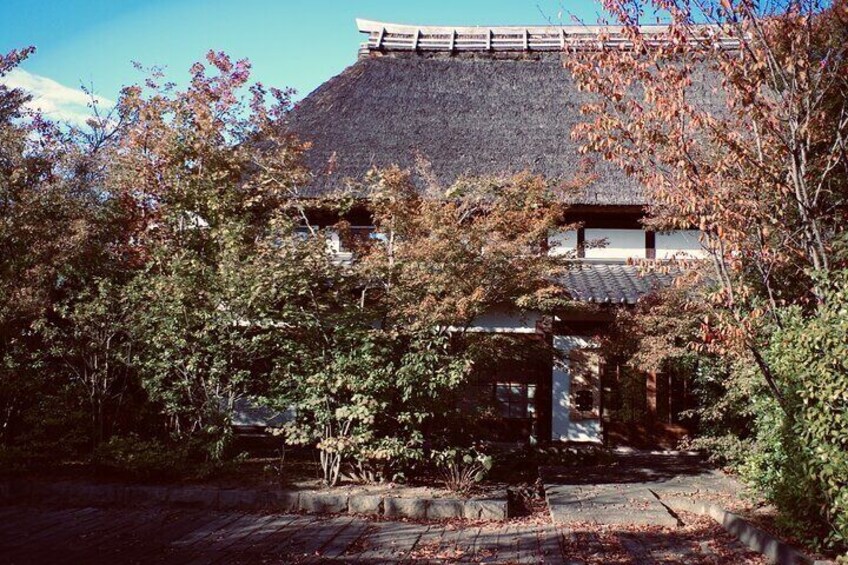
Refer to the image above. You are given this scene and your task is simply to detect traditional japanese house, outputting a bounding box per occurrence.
[285,19,715,446]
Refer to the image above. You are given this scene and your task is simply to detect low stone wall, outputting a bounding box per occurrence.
[661,496,831,565]
[0,480,508,522]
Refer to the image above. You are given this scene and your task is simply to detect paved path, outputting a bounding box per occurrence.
[0,504,764,563]
[542,451,744,528]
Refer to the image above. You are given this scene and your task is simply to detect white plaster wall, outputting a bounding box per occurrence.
[453,309,542,334]
[584,228,646,259]
[547,230,578,257]
[656,230,706,259]
[323,229,356,262]
[551,335,602,443]
[326,230,343,253]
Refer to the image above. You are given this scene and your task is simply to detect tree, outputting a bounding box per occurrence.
[566,0,848,401]
[0,47,132,453]
[38,279,133,448]
[280,329,468,486]
[353,168,573,331]
[566,0,848,548]
[105,52,317,455]
[273,169,578,485]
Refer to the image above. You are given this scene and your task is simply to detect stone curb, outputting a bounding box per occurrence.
[0,480,508,522]
[661,496,833,565]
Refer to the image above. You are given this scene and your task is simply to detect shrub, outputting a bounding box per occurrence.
[92,435,193,481]
[0,445,43,476]
[764,272,848,551]
[3,383,92,465]
[486,444,614,484]
[692,271,848,553]
[280,330,467,486]
[431,447,492,493]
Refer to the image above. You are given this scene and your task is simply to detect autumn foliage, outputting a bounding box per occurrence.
[567,0,848,549]
[1,1,847,547]
[0,50,570,488]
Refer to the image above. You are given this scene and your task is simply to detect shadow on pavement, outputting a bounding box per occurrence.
[541,451,710,486]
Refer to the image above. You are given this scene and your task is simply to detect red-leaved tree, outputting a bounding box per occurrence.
[566,0,848,408]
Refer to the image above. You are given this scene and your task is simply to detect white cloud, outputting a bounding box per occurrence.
[0,68,115,127]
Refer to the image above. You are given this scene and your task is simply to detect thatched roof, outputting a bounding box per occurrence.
[285,20,724,206]
[287,53,638,204]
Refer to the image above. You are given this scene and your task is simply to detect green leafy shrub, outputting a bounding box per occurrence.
[530,445,614,467]
[92,435,193,481]
[3,383,92,466]
[431,447,493,493]
[280,330,467,486]
[691,271,848,553]
[0,446,43,476]
[683,434,753,469]
[762,272,848,551]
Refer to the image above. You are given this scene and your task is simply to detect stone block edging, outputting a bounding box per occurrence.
[0,480,508,522]
[661,496,832,565]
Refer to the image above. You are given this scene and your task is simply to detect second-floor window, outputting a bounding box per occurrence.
[339,226,380,252]
[548,228,705,260]
[294,225,380,254]
[583,228,646,259]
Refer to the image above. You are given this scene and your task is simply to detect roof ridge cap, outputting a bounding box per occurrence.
[356,18,738,56]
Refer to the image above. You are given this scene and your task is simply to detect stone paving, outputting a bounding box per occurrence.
[542,451,744,528]
[0,504,765,564]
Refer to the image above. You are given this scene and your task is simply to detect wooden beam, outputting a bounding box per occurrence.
[647,371,658,422]
[577,228,586,259]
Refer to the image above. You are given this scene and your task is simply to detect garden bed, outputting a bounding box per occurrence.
[0,478,509,521]
[1,444,612,524]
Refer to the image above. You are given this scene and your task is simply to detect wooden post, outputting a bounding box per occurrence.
[646,371,658,422]
[667,372,676,423]
[448,29,456,52]
[577,228,585,259]
[656,372,671,423]
[537,332,554,443]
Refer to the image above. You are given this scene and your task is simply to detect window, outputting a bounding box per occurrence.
[494,382,536,419]
[574,389,594,412]
[655,230,705,259]
[339,226,379,252]
[293,226,312,239]
[547,230,577,257]
[583,228,646,259]
[292,226,345,255]
[292,226,381,255]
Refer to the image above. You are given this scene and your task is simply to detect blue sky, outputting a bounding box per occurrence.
[0,0,611,125]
